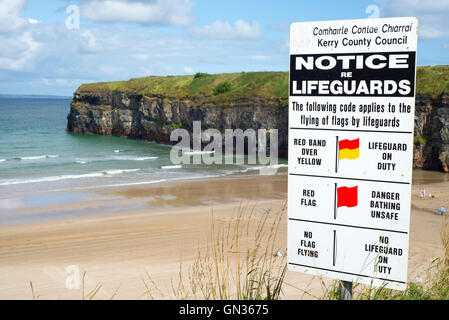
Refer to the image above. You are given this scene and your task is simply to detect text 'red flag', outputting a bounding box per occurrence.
[339,138,360,160]
[337,186,358,208]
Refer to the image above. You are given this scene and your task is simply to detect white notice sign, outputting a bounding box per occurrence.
[288,17,418,290]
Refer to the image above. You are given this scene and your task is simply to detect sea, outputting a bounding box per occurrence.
[0,97,287,218]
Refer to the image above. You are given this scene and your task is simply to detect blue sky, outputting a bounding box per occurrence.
[1,0,449,95]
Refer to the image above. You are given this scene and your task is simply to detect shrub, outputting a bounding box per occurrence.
[414,135,427,144]
[213,81,232,95]
[193,72,209,79]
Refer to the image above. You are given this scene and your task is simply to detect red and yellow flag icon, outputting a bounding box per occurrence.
[338,138,360,160]
[337,186,358,208]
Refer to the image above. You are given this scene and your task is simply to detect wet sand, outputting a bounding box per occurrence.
[0,172,447,299]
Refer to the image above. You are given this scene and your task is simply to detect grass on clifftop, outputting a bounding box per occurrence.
[77,66,449,103]
[77,71,289,105]
[416,66,449,100]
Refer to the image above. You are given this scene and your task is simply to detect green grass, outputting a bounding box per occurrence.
[416,65,449,100]
[213,81,232,95]
[414,135,428,144]
[77,71,290,105]
[168,203,287,300]
[76,66,448,105]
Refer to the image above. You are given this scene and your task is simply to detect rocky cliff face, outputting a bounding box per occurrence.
[414,94,449,171]
[67,89,449,171]
[67,90,288,157]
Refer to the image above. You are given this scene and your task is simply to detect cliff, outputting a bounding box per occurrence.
[67,68,449,171]
[67,72,289,157]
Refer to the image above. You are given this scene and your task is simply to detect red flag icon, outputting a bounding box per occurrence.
[337,186,358,208]
[338,138,360,151]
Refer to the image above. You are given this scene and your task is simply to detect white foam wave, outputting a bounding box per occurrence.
[18,155,60,160]
[239,164,288,173]
[183,150,215,155]
[0,168,140,186]
[103,168,140,175]
[0,173,104,186]
[0,159,5,163]
[161,165,182,169]
[112,156,158,161]
[103,179,168,187]
[74,156,157,164]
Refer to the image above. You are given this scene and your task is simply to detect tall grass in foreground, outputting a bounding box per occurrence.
[144,202,287,300]
[323,217,449,300]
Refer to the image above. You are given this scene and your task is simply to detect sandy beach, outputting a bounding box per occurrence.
[0,172,447,300]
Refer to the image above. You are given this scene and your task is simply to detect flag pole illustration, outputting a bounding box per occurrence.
[334,183,337,219]
[333,230,337,267]
[335,136,339,173]
[334,185,358,219]
[335,137,360,173]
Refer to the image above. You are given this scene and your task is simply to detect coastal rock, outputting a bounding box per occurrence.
[67,91,288,157]
[67,88,448,171]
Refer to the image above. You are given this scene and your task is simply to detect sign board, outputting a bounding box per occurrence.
[288,17,418,290]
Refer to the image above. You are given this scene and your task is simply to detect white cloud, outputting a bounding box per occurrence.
[40,78,92,87]
[79,30,102,53]
[376,0,449,39]
[132,53,151,60]
[0,0,27,33]
[98,64,129,75]
[0,0,43,71]
[246,55,272,61]
[27,18,40,25]
[190,20,261,39]
[183,66,194,74]
[0,3,285,95]
[81,0,194,26]
[0,32,40,71]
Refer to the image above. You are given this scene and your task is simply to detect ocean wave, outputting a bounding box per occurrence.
[103,168,140,175]
[0,159,5,163]
[239,164,288,173]
[0,168,141,186]
[17,155,60,160]
[103,179,168,187]
[39,174,226,193]
[74,156,158,164]
[0,173,103,186]
[171,147,216,155]
[112,156,158,161]
[183,150,215,155]
[161,165,182,169]
[79,174,224,189]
